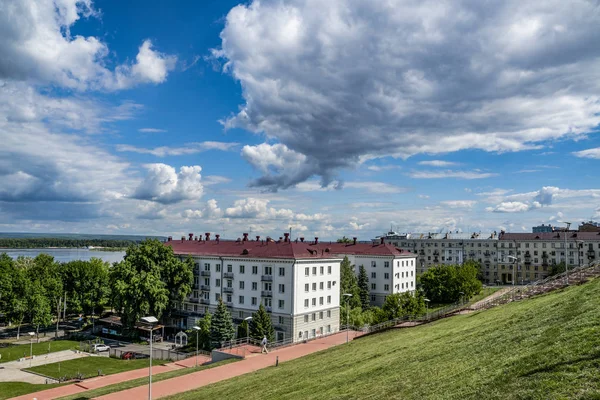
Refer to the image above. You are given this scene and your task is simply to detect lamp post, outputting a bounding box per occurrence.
[28,332,35,367]
[424,299,430,320]
[192,326,201,368]
[140,316,158,400]
[507,256,517,300]
[342,293,352,343]
[563,222,571,285]
[244,316,253,345]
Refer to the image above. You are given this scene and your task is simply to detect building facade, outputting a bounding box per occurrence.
[166,233,416,343]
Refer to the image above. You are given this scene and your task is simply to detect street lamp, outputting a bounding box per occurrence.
[342,293,352,343]
[563,222,571,285]
[140,316,158,400]
[192,326,201,368]
[28,332,35,367]
[507,256,517,300]
[244,316,253,345]
[424,299,430,320]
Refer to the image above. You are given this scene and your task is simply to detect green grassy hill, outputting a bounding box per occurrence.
[170,278,600,400]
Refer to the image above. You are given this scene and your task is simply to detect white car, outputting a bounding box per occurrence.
[92,344,110,352]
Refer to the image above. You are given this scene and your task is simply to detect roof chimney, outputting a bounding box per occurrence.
[243,233,248,242]
[315,237,319,244]
[380,237,384,245]
[205,232,210,241]
[284,232,290,242]
[256,235,260,241]
[279,237,283,242]
[300,237,304,242]
[353,237,357,245]
[194,236,199,241]
[181,236,185,241]
[167,236,172,242]
[215,234,220,243]
[188,233,194,241]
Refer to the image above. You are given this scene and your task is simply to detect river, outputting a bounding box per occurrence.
[0,248,126,264]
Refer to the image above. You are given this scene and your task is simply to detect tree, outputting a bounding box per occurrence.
[109,239,191,331]
[188,312,212,351]
[420,261,482,303]
[549,261,566,277]
[210,299,235,346]
[249,304,275,343]
[382,292,426,320]
[337,236,352,244]
[340,257,361,309]
[357,265,370,310]
[0,253,14,311]
[61,258,109,315]
[237,320,249,340]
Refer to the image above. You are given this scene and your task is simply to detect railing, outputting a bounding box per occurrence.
[200,284,210,291]
[261,290,273,297]
[223,287,234,293]
[261,275,273,282]
[200,271,211,277]
[224,272,234,279]
[200,299,210,305]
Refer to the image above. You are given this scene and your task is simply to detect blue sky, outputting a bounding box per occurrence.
[1,0,600,240]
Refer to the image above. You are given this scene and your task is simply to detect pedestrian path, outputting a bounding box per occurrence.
[96,331,363,400]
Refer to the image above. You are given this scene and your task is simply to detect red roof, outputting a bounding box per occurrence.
[165,239,414,260]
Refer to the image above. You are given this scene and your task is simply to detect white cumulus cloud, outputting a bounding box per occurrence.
[133,164,203,204]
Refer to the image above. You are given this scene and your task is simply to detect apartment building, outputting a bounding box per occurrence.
[376,230,600,285]
[165,233,416,342]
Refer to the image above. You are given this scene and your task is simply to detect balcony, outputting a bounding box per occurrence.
[225,301,234,308]
[483,252,492,257]
[200,298,210,305]
[261,290,273,297]
[223,287,234,293]
[265,306,272,313]
[200,270,211,277]
[193,283,199,290]
[224,272,234,279]
[261,275,273,282]
[200,284,210,291]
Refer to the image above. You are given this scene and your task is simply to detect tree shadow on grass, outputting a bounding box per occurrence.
[519,350,600,377]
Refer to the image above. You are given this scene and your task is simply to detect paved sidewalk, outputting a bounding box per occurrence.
[10,355,210,400]
[97,331,363,400]
[0,350,89,384]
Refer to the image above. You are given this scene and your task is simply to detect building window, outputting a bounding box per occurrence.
[320,266,324,275]
[319,282,324,290]
[327,295,331,304]
[401,272,404,278]
[252,297,257,305]
[371,283,376,290]
[371,272,376,279]
[371,261,376,268]
[402,283,404,289]
[312,298,316,306]
[328,265,332,274]
[319,297,324,305]
[384,284,390,291]
[227,294,232,303]
[279,284,285,293]
[319,311,323,319]
[312,282,317,291]
[327,325,331,333]
[215,264,221,272]
[384,273,390,279]
[227,280,233,288]
[370,294,376,302]
[252,266,258,274]
[305,267,310,276]
[278,300,284,309]
[227,264,233,273]
[204,263,210,271]
[304,299,309,308]
[252,282,258,291]
[240,265,245,274]
[240,281,245,289]
[238,311,244,318]
[384,261,390,268]
[327,310,331,318]
[239,296,244,304]
[215,293,220,301]
[279,267,285,276]
[304,315,309,322]
[327,281,332,289]
[278,316,284,324]
[305,283,309,292]
[215,279,221,287]
[312,267,317,275]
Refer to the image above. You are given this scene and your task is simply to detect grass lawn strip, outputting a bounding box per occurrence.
[55,359,239,400]
[0,340,80,363]
[164,278,600,400]
[25,356,167,380]
[0,382,66,400]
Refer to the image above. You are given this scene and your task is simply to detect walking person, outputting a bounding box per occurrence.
[261,335,269,354]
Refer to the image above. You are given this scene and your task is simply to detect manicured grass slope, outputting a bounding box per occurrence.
[0,340,79,363]
[0,382,64,400]
[170,279,600,400]
[26,356,166,379]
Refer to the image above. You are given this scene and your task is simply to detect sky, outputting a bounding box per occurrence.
[1,0,600,241]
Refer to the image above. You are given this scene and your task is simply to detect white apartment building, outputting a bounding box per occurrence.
[376,230,600,285]
[165,233,416,342]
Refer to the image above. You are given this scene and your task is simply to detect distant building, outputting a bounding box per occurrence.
[532,224,553,233]
[579,221,600,232]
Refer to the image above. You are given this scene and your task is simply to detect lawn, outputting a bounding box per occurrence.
[56,359,239,400]
[466,286,502,304]
[25,356,167,380]
[167,278,600,400]
[0,382,65,400]
[0,340,80,363]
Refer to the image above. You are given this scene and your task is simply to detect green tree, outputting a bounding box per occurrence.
[188,312,212,351]
[237,320,249,340]
[382,292,426,320]
[340,257,361,309]
[337,236,352,244]
[109,239,191,331]
[61,258,109,315]
[420,262,482,303]
[249,304,275,343]
[549,261,566,276]
[210,299,235,346]
[357,265,370,310]
[0,253,15,312]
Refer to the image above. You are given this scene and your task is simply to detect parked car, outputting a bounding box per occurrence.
[121,351,133,360]
[92,344,110,352]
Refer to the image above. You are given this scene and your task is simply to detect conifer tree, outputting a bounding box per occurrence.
[358,265,370,310]
[340,257,361,309]
[249,303,275,343]
[210,298,235,346]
